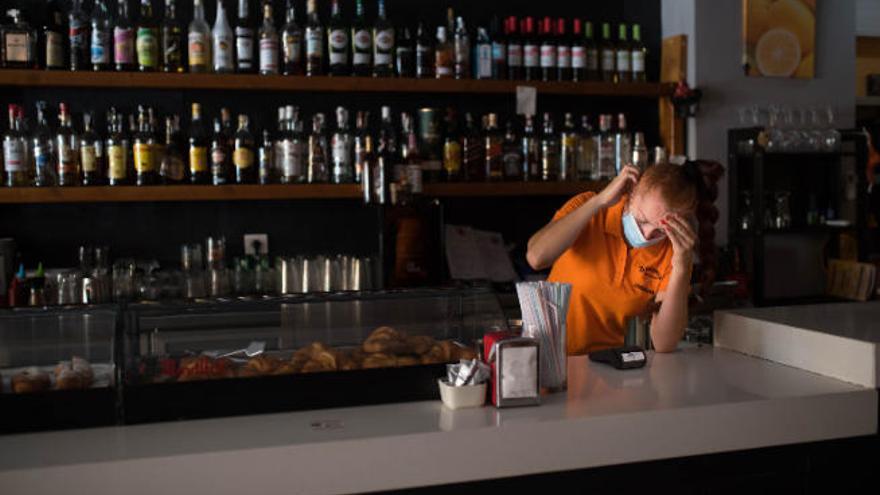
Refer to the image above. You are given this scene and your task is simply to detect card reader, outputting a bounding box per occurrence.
[588,346,647,370]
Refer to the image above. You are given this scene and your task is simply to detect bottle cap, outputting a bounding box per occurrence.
[16,264,25,280]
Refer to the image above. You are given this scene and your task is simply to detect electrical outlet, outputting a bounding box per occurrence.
[244,234,269,255]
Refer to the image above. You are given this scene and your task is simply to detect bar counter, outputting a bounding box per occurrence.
[0,344,875,494]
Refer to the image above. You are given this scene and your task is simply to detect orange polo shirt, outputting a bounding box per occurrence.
[547,192,675,355]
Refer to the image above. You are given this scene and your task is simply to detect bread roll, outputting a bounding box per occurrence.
[12,368,51,394]
[405,335,436,355]
[362,353,397,369]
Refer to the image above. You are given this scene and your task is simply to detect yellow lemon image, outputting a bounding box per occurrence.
[755,28,801,77]
[767,0,815,55]
[746,0,774,45]
[794,52,814,78]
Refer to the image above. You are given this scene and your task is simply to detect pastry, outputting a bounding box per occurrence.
[241,355,282,376]
[405,335,436,355]
[362,353,397,369]
[396,355,421,367]
[11,368,51,394]
[54,357,94,390]
[363,326,409,354]
[272,363,300,375]
[178,356,235,382]
[289,342,339,374]
[338,349,365,371]
[71,356,94,383]
[301,359,336,373]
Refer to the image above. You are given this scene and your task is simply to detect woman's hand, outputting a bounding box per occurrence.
[661,213,697,271]
[596,165,640,209]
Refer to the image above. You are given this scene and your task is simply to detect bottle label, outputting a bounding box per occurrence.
[91,29,111,64]
[443,141,461,173]
[524,43,539,68]
[188,32,208,66]
[163,31,182,67]
[234,148,254,169]
[136,28,158,67]
[587,47,599,71]
[34,146,51,173]
[601,48,615,72]
[616,50,631,72]
[557,45,571,69]
[405,165,423,194]
[3,139,24,172]
[374,29,394,64]
[4,33,29,63]
[46,31,64,67]
[108,145,126,179]
[163,155,185,181]
[283,33,302,64]
[332,137,351,167]
[114,28,135,64]
[329,29,348,65]
[507,43,523,67]
[81,145,98,172]
[436,63,453,77]
[214,35,234,69]
[236,28,254,67]
[632,50,645,73]
[540,45,556,68]
[306,28,324,58]
[69,23,87,50]
[260,38,279,72]
[281,140,305,177]
[58,145,77,174]
[477,44,492,79]
[353,30,372,65]
[492,41,506,64]
[503,149,523,177]
[190,146,208,172]
[134,143,155,172]
[572,46,586,69]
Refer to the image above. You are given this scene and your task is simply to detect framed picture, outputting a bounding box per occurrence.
[743,0,816,78]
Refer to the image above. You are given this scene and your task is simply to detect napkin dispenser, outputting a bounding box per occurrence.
[484,330,540,408]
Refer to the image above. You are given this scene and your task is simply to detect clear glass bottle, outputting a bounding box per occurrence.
[351,0,372,76]
[331,106,353,183]
[161,115,186,184]
[212,0,234,73]
[69,0,90,71]
[137,0,160,71]
[521,114,540,181]
[540,113,559,182]
[188,0,211,73]
[372,0,394,77]
[90,1,112,71]
[3,105,28,186]
[235,0,255,73]
[80,111,105,186]
[631,131,648,171]
[484,113,503,181]
[305,0,324,76]
[501,119,523,181]
[576,115,596,180]
[596,114,616,179]
[56,103,80,187]
[233,114,256,184]
[259,1,279,75]
[280,105,306,184]
[616,24,631,83]
[162,0,185,73]
[32,101,57,187]
[614,113,631,173]
[282,0,303,75]
[308,113,329,183]
[327,0,349,76]
[560,113,578,181]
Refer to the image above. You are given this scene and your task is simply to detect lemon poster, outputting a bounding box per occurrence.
[743,0,815,78]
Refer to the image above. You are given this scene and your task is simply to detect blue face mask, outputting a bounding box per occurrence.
[622,212,663,249]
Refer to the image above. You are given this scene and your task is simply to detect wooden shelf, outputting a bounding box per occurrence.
[0,69,672,98]
[0,181,604,204]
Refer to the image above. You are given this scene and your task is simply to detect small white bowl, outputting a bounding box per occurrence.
[438,379,487,410]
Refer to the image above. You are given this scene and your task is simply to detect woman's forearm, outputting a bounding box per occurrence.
[649,267,691,352]
[526,196,603,270]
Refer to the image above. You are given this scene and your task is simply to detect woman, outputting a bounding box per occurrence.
[526,162,702,354]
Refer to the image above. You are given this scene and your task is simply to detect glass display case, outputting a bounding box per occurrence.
[0,306,119,434]
[123,287,505,424]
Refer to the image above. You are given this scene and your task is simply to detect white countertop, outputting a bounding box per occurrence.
[0,345,875,495]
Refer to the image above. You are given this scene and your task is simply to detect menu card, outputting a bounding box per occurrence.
[445,225,518,282]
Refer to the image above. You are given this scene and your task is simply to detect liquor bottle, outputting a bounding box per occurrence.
[126,113,137,178]
[220,107,235,151]
[506,16,522,80]
[371,106,394,204]
[188,0,211,73]
[2,9,35,69]
[453,16,470,80]
[135,106,159,185]
[556,18,571,82]
[372,0,394,77]
[571,19,586,82]
[576,115,595,180]
[474,27,492,80]
[396,112,414,185]
[351,0,371,76]
[521,17,538,81]
[599,22,615,83]
[614,113,631,173]
[353,110,371,184]
[210,117,230,185]
[235,0,255,73]
[188,103,210,184]
[69,0,90,71]
[501,119,523,181]
[162,0,185,72]
[113,0,135,71]
[258,129,274,184]
[281,0,303,75]
[399,113,423,202]
[461,113,483,181]
[414,21,433,78]
[307,113,328,183]
[259,1,279,74]
[632,131,648,170]
[212,0,234,73]
[305,0,324,76]
[434,26,453,79]
[442,108,461,182]
[585,20,599,81]
[631,24,646,83]
[540,113,559,182]
[489,16,506,80]
[396,26,414,78]
[90,0,112,71]
[106,109,128,185]
[484,114,503,181]
[56,103,80,186]
[331,106,353,183]
[327,0,349,76]
[43,1,67,70]
[521,114,540,181]
[595,114,615,179]
[161,115,186,184]
[233,114,256,184]
[3,105,28,186]
[137,0,160,71]
[80,111,105,186]
[560,112,577,181]
[616,24,631,83]
[280,105,306,183]
[32,101,57,187]
[538,17,556,82]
